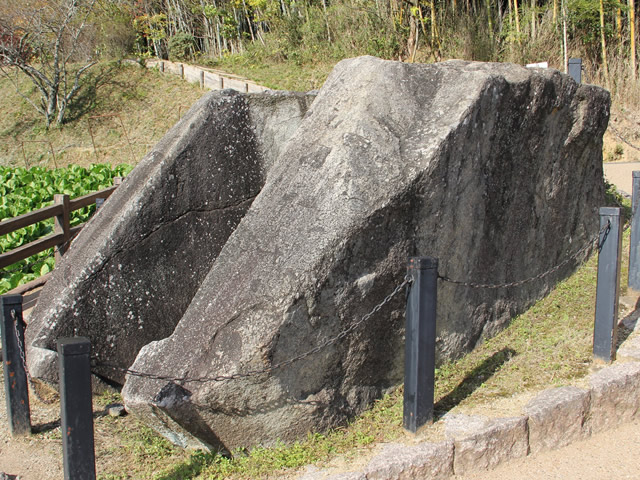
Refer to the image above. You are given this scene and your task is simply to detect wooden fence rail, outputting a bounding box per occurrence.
[0,178,122,271]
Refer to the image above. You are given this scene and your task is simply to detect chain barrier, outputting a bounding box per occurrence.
[439,225,608,289]
[92,276,413,385]
[10,308,56,405]
[608,124,640,153]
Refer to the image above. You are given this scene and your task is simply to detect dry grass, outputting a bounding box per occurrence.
[0,61,205,169]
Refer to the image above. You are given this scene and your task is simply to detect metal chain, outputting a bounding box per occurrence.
[598,220,611,252]
[93,276,413,384]
[11,309,31,384]
[608,124,640,153]
[439,225,606,290]
[11,308,57,405]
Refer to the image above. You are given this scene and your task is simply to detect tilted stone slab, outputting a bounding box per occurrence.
[523,386,590,454]
[588,361,640,433]
[444,414,529,474]
[364,441,454,480]
[121,57,609,451]
[25,90,315,385]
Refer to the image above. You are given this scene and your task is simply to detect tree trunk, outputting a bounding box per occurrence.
[563,0,568,72]
[631,0,637,80]
[531,0,537,39]
[514,0,521,41]
[322,0,332,43]
[600,0,610,87]
[431,0,437,43]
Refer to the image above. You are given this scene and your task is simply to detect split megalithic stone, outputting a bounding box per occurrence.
[28,57,610,451]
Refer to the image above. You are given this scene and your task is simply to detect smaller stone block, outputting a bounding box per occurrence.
[617,335,640,361]
[444,414,528,475]
[106,403,127,417]
[523,386,590,453]
[364,441,454,480]
[589,361,640,433]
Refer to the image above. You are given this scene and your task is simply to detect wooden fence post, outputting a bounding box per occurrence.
[200,70,205,89]
[403,257,437,433]
[594,207,622,362]
[1,294,31,436]
[54,194,70,263]
[58,337,96,480]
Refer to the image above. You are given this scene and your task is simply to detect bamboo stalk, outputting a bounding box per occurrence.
[631,0,637,80]
[600,0,610,87]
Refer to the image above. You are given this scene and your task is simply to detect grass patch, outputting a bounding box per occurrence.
[0,61,204,169]
[201,49,336,91]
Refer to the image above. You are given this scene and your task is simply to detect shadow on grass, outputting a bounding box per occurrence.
[155,450,219,480]
[617,303,640,350]
[435,347,517,414]
[31,407,111,434]
[63,63,123,123]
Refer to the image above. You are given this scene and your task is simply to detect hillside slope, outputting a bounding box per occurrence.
[0,61,205,168]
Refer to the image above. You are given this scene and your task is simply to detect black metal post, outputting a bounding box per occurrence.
[629,171,640,291]
[1,295,31,436]
[403,257,437,433]
[58,337,96,480]
[594,207,622,362]
[569,58,582,83]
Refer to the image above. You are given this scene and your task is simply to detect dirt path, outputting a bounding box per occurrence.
[603,161,640,197]
[0,375,63,479]
[453,419,640,480]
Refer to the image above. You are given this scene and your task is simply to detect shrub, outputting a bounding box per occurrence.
[168,32,196,61]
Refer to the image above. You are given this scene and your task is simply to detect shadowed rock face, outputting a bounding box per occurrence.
[25,89,316,384]
[26,56,608,452]
[116,57,608,451]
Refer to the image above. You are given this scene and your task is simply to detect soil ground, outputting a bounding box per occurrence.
[454,419,640,480]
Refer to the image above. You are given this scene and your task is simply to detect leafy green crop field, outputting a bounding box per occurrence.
[0,164,132,294]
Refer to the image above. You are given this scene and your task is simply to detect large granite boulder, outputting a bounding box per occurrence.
[25,89,316,384]
[120,57,609,451]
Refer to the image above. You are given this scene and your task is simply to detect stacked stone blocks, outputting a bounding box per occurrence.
[300,346,640,480]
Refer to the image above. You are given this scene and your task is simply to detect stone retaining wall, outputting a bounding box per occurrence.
[299,327,640,479]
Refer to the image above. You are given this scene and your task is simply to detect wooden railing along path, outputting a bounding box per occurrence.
[143,59,269,94]
[0,178,122,299]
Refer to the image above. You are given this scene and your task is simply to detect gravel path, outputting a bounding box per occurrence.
[454,419,640,480]
[0,369,64,480]
[603,161,640,197]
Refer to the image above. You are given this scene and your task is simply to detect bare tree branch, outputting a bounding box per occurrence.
[0,0,97,127]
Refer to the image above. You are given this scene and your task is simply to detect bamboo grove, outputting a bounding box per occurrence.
[112,0,635,77]
[1,0,638,97]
